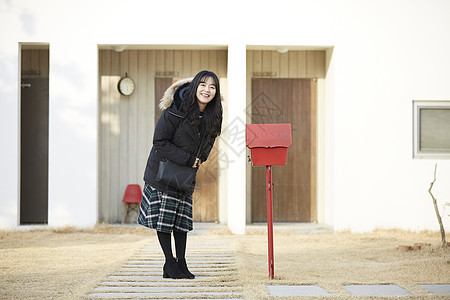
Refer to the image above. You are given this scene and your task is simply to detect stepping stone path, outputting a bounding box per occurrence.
[89,240,243,299]
[267,284,450,297]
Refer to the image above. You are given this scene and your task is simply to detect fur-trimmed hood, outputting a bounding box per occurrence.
[159,78,192,111]
[159,77,224,111]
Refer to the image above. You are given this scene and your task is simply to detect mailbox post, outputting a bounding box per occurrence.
[246,123,292,279]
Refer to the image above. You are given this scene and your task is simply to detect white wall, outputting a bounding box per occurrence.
[47,42,98,227]
[0,40,19,227]
[327,1,450,231]
[226,43,247,234]
[1,0,450,232]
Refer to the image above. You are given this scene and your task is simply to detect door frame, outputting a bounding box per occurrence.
[19,44,50,225]
[249,78,317,222]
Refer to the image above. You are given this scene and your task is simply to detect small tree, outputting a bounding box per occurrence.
[428,163,447,247]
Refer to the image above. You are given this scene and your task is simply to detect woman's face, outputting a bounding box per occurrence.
[196,77,216,111]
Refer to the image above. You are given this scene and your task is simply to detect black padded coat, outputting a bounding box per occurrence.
[143,80,216,196]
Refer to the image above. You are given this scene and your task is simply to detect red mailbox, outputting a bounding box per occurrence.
[246,123,292,279]
[246,124,292,166]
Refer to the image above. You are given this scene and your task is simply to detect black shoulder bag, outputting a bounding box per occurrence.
[156,136,205,192]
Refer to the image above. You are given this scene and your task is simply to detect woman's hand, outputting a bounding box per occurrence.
[192,158,200,168]
[192,158,202,168]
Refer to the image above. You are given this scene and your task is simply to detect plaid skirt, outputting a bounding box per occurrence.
[137,184,193,233]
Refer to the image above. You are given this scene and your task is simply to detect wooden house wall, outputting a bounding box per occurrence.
[21,49,49,78]
[98,49,227,223]
[245,50,326,222]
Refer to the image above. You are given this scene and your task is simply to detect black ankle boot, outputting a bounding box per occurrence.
[177,258,195,279]
[163,261,188,279]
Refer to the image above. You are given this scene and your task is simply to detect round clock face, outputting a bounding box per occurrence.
[118,77,135,96]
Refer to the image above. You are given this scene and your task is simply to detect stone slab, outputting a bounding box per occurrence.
[125,261,234,266]
[94,286,231,292]
[100,281,205,286]
[107,275,220,281]
[118,267,230,275]
[130,257,235,262]
[114,271,223,277]
[344,285,410,296]
[132,256,232,260]
[121,266,218,270]
[89,291,242,298]
[420,284,450,295]
[267,285,330,296]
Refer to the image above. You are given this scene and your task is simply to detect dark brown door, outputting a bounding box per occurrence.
[20,76,49,224]
[251,79,316,222]
[155,78,218,222]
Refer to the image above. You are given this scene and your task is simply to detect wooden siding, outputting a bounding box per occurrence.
[246,50,324,223]
[247,50,326,79]
[21,49,49,78]
[246,50,325,122]
[251,79,317,222]
[98,49,227,223]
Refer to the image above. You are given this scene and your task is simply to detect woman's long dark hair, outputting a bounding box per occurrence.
[182,70,223,137]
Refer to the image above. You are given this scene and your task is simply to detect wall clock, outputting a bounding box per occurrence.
[118,73,135,96]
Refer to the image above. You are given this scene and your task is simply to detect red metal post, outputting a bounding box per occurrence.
[266,165,274,279]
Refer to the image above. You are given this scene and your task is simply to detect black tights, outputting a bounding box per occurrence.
[157,231,187,263]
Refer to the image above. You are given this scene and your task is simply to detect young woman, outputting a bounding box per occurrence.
[138,70,223,279]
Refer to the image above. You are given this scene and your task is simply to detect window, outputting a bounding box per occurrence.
[413,101,450,159]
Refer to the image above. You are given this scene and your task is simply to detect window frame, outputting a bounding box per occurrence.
[413,100,450,159]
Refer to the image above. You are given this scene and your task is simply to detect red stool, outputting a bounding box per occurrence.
[122,184,142,224]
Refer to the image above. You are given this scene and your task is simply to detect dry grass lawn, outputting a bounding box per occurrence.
[0,225,449,299]
[235,229,450,299]
[0,225,150,299]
